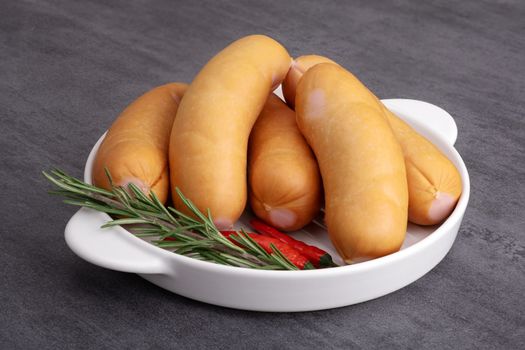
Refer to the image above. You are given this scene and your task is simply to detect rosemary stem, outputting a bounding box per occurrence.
[90,193,267,266]
[43,169,299,270]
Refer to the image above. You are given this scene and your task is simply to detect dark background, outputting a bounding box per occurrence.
[2,0,524,348]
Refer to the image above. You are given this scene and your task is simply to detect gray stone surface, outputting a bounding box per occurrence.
[1,0,524,348]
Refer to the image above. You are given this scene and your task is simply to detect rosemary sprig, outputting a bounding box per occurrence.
[43,169,302,270]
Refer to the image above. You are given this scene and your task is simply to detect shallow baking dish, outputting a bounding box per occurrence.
[65,93,470,312]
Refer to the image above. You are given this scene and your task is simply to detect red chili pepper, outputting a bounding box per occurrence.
[221,231,314,270]
[249,219,335,268]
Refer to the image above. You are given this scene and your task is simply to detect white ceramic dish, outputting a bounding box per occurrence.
[65,92,470,312]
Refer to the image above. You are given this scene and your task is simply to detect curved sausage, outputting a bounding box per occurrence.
[169,35,291,229]
[248,94,322,231]
[283,55,462,225]
[93,83,187,203]
[296,63,408,263]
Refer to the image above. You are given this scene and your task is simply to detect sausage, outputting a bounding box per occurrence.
[169,35,291,229]
[286,55,462,225]
[248,94,322,231]
[93,83,187,204]
[379,106,462,225]
[296,63,408,263]
[283,55,462,225]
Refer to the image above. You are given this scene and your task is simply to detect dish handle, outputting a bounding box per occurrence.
[65,207,169,274]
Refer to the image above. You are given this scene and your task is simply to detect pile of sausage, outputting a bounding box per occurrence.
[92,35,462,264]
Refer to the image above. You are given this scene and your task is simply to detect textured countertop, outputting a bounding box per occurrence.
[2,0,524,348]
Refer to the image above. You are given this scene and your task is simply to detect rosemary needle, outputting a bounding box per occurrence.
[43,168,301,270]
